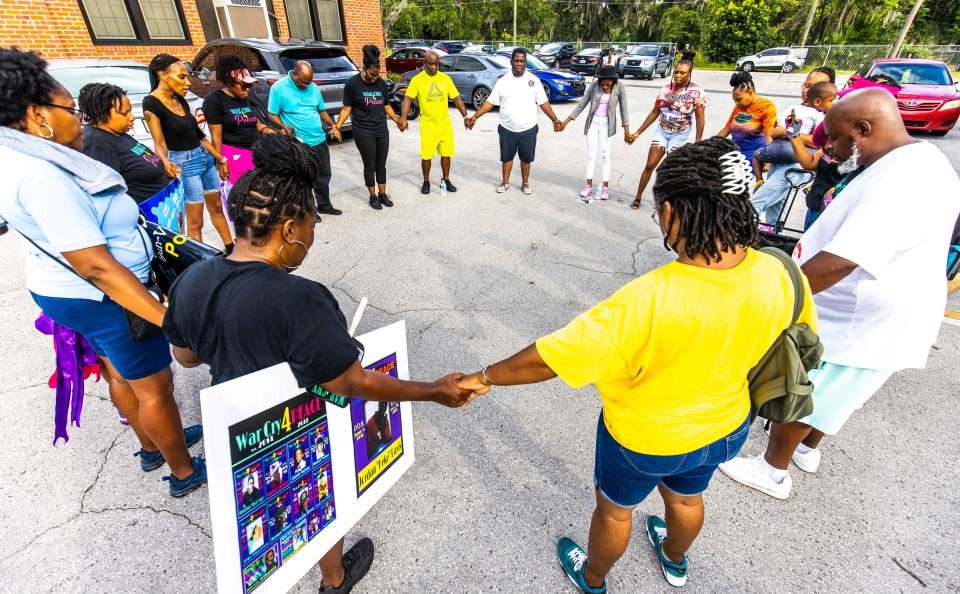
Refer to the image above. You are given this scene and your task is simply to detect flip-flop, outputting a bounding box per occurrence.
[630,199,642,210]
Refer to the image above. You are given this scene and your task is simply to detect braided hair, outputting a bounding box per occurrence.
[730,70,755,91]
[652,137,759,264]
[78,83,126,126]
[148,53,180,90]
[229,134,321,246]
[678,49,696,69]
[0,46,62,129]
[215,54,248,86]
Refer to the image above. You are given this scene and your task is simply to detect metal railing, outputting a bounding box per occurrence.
[776,44,960,81]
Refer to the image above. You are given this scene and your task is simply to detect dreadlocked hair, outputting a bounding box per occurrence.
[729,70,754,91]
[652,137,759,264]
[78,83,126,126]
[148,53,180,90]
[0,46,61,129]
[229,135,321,247]
[215,54,248,86]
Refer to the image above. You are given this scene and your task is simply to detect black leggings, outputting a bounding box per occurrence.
[354,133,389,188]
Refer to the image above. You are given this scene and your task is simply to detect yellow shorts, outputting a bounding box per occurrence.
[420,127,455,160]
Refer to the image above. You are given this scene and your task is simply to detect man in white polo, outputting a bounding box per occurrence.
[466,47,562,194]
[720,88,960,499]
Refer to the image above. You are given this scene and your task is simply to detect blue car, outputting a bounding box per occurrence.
[491,53,586,102]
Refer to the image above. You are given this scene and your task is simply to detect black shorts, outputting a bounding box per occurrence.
[498,125,538,163]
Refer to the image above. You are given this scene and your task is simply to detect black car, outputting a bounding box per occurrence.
[569,48,602,74]
[186,38,374,132]
[534,42,577,69]
[433,40,468,54]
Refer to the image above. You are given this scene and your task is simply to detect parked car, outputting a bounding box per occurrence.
[461,44,496,55]
[396,53,508,111]
[534,42,577,69]
[516,55,586,101]
[391,39,429,51]
[433,40,468,54]
[846,58,960,136]
[618,44,672,79]
[570,48,602,74]
[386,47,447,75]
[48,59,206,148]
[494,46,533,59]
[186,39,365,132]
[736,47,805,73]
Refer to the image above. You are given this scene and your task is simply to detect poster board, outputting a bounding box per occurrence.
[200,321,414,594]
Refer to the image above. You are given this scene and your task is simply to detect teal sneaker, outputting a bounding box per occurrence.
[134,425,204,472]
[645,515,688,587]
[556,537,607,594]
[162,456,207,498]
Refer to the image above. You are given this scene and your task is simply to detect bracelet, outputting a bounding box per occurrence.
[480,366,492,387]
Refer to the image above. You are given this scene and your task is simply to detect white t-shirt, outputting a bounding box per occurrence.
[793,141,960,371]
[784,104,823,135]
[488,70,548,133]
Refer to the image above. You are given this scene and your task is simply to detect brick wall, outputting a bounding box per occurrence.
[0,0,385,67]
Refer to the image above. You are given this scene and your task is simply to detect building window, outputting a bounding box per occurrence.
[283,0,345,43]
[78,0,191,44]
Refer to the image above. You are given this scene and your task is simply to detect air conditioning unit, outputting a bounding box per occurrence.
[212,0,271,39]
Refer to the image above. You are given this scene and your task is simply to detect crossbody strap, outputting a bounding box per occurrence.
[759,246,804,326]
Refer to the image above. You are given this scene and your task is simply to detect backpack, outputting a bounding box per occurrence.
[747,247,824,424]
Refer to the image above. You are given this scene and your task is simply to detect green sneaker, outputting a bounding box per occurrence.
[645,515,688,587]
[556,537,606,594]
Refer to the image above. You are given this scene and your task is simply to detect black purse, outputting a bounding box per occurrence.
[11,221,163,342]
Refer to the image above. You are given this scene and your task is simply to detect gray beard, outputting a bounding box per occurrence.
[836,142,861,174]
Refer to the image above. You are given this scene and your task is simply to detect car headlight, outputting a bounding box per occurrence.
[941,99,960,110]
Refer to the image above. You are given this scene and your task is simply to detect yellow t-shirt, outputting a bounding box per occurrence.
[406,70,459,131]
[536,249,818,456]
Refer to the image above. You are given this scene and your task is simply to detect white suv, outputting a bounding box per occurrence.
[737,47,806,73]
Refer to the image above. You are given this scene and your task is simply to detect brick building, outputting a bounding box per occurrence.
[0,0,384,68]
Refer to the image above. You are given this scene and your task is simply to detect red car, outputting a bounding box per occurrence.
[386,47,447,75]
[846,58,960,136]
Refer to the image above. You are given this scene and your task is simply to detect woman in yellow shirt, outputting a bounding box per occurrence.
[458,137,816,592]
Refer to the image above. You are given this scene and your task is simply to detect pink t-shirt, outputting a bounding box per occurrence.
[595,93,611,118]
[655,81,707,134]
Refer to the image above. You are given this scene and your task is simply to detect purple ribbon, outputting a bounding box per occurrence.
[35,312,99,445]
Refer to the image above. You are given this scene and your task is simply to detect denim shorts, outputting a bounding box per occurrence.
[651,127,692,152]
[594,411,750,507]
[169,146,220,204]
[32,292,172,381]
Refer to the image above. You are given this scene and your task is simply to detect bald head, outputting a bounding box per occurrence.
[823,87,913,170]
[423,50,440,75]
[291,60,314,88]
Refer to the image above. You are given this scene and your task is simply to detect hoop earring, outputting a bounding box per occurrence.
[277,240,309,271]
[38,123,54,139]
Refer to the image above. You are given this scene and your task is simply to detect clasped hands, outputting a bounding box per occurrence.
[427,371,492,409]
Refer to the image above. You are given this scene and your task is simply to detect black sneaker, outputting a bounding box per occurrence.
[162,456,207,498]
[378,193,394,208]
[368,195,382,210]
[318,207,342,216]
[421,180,430,194]
[442,179,457,193]
[319,538,375,594]
[135,425,204,472]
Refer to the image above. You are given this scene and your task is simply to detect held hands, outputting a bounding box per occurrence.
[397,117,409,133]
[329,126,342,142]
[552,120,564,132]
[163,159,182,179]
[216,159,229,181]
[431,373,483,408]
[465,116,477,130]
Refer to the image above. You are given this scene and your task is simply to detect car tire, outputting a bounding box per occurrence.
[741,61,754,72]
[471,86,490,111]
[618,71,624,79]
[407,100,420,120]
[542,81,552,101]
[647,71,654,80]
[783,62,796,73]
[659,66,667,78]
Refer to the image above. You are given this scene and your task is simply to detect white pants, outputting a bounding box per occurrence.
[585,116,612,182]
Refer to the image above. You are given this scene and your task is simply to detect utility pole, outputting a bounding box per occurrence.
[889,0,923,58]
[799,0,819,47]
[513,0,517,42]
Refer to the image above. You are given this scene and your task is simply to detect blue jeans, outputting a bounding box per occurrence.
[804,207,821,230]
[593,412,750,507]
[751,163,792,225]
[169,147,220,204]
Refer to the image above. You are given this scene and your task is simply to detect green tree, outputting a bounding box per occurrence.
[660,6,702,48]
[701,0,773,63]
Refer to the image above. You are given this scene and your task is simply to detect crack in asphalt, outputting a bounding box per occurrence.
[632,237,659,277]
[79,431,125,511]
[892,557,927,587]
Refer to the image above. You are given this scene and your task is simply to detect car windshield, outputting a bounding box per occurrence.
[279,50,358,74]
[52,66,152,96]
[488,56,511,69]
[871,62,952,85]
[525,55,550,70]
[540,43,563,53]
[579,49,601,56]
[631,46,657,57]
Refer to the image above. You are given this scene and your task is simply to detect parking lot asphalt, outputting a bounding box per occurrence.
[1,69,958,593]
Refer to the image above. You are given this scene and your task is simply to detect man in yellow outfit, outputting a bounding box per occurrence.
[399,51,469,194]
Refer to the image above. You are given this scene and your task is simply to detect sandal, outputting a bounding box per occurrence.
[630,198,642,210]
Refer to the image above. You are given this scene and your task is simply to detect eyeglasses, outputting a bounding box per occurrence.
[42,103,85,123]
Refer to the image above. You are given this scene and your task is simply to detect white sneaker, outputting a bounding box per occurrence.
[764,424,821,473]
[718,454,792,500]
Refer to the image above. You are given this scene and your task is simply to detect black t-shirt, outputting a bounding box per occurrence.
[342,74,389,137]
[82,125,171,201]
[202,90,260,149]
[142,94,205,151]
[163,257,363,387]
[805,156,862,212]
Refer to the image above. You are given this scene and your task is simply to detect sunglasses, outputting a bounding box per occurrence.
[238,82,253,90]
[42,103,85,123]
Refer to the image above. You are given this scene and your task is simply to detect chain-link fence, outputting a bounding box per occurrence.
[776,44,960,82]
[388,39,676,57]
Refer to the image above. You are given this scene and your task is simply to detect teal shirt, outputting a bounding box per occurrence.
[267,73,327,146]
